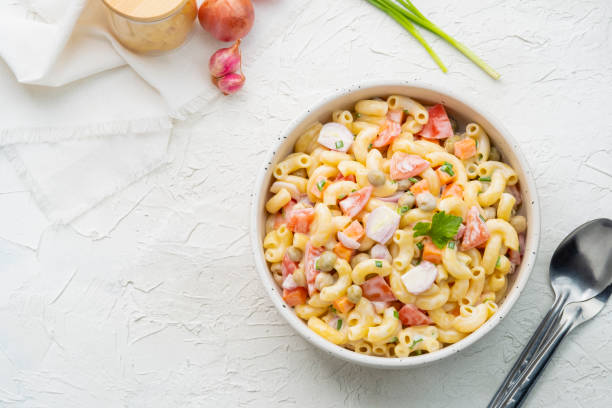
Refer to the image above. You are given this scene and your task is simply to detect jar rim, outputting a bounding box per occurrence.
[102,0,190,23]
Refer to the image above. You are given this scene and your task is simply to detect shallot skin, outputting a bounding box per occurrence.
[198,0,255,42]
[216,73,245,95]
[209,40,241,78]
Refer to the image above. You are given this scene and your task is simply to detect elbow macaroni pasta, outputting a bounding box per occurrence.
[262,95,526,358]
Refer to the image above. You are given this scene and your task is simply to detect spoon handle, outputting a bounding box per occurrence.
[491,308,577,407]
[487,294,567,407]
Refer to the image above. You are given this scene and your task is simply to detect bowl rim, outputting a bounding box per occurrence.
[250,80,541,369]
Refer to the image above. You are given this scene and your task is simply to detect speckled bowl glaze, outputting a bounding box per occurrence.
[251,82,540,369]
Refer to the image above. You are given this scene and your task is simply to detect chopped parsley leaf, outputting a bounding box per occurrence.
[413,211,463,249]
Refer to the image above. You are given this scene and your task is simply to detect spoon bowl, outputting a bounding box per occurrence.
[550,218,612,303]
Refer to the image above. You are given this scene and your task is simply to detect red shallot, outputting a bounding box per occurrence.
[198,0,254,42]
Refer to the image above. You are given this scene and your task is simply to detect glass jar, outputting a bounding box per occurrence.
[102,0,198,54]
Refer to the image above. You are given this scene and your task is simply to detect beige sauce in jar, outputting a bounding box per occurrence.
[102,0,197,53]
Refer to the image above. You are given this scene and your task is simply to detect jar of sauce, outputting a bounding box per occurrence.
[102,0,198,54]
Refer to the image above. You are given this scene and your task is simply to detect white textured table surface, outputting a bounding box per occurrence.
[1,1,612,407]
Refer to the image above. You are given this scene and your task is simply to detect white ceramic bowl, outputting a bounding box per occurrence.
[250,81,540,369]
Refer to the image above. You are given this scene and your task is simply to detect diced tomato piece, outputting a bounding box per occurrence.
[417,104,454,140]
[422,240,443,264]
[387,109,404,124]
[343,220,365,241]
[286,208,315,233]
[454,138,477,160]
[436,167,455,185]
[333,242,354,262]
[281,253,299,279]
[283,287,308,306]
[410,179,430,196]
[441,182,463,199]
[461,206,490,250]
[398,304,433,326]
[333,296,355,314]
[339,186,373,218]
[373,119,402,147]
[304,242,323,296]
[361,275,396,302]
[309,176,328,199]
[389,152,430,180]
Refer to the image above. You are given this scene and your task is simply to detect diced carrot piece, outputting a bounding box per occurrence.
[333,242,354,262]
[410,179,430,196]
[422,240,443,264]
[342,220,364,241]
[441,182,463,199]
[333,296,355,314]
[436,167,455,185]
[454,138,477,160]
[283,287,308,306]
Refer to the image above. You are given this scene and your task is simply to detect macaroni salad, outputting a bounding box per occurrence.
[263,95,526,358]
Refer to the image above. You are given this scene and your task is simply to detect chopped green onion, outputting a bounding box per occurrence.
[408,177,419,183]
[479,214,486,223]
[335,140,344,149]
[479,176,491,182]
[398,205,410,215]
[475,140,479,148]
[337,319,343,330]
[317,179,326,191]
[413,349,423,356]
[356,113,362,118]
[368,143,373,149]
[496,256,501,268]
[391,336,398,343]
[315,260,320,270]
[440,161,455,177]
[338,194,347,200]
[448,241,455,249]
[329,305,337,314]
[403,109,410,115]
[410,338,423,349]
[351,189,357,193]
[393,310,399,319]
[416,241,424,251]
[364,0,500,79]
[375,260,383,268]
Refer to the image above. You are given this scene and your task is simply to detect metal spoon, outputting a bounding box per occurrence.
[488,218,612,407]
[493,283,612,407]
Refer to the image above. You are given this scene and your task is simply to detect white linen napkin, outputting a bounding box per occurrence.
[0,0,303,223]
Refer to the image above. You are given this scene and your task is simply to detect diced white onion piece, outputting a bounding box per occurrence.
[371,301,388,314]
[365,206,400,244]
[400,261,437,295]
[270,181,300,199]
[282,274,299,290]
[337,231,360,249]
[317,123,354,152]
[377,192,404,203]
[370,244,392,262]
